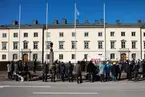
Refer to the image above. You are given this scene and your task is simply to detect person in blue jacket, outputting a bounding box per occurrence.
[105,61,111,81]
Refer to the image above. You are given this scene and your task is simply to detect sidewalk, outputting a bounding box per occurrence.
[0,71,7,81]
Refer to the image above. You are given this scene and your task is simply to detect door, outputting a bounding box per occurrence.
[121,53,126,61]
[23,54,28,62]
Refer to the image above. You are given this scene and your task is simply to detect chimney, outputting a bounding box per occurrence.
[116,20,120,24]
[100,19,104,24]
[137,20,142,23]
[53,20,59,24]
[95,20,99,24]
[62,18,67,24]
[76,19,79,24]
[33,20,38,24]
[12,20,18,25]
[84,20,89,24]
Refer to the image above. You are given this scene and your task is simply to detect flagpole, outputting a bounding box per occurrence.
[74,2,77,64]
[46,2,48,63]
[104,3,106,61]
[18,4,21,61]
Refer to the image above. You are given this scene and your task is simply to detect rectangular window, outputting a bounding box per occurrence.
[132,41,136,49]
[144,41,145,49]
[84,32,89,37]
[71,41,76,49]
[13,54,17,60]
[110,32,115,36]
[46,54,50,59]
[98,32,102,36]
[121,41,126,48]
[24,33,28,37]
[72,54,75,59]
[13,33,18,37]
[23,42,28,49]
[59,54,63,60]
[72,32,76,37]
[46,32,51,37]
[2,33,7,38]
[144,32,145,36]
[84,54,88,59]
[13,42,18,50]
[84,41,89,49]
[34,32,38,37]
[2,54,6,60]
[121,32,125,36]
[33,54,38,60]
[33,41,38,49]
[132,32,136,36]
[98,41,103,49]
[110,41,115,49]
[59,32,64,37]
[46,41,51,49]
[2,42,7,50]
[59,41,64,49]
[110,53,115,59]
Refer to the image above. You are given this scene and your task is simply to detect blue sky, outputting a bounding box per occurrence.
[0,0,145,24]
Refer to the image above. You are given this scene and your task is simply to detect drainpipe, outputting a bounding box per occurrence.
[42,26,45,63]
[140,26,143,59]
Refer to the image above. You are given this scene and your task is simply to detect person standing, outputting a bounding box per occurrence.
[50,63,56,82]
[60,62,66,82]
[87,61,96,82]
[67,61,74,82]
[7,62,11,79]
[33,59,37,73]
[75,61,82,84]
[105,61,111,81]
[99,61,105,82]
[111,62,117,81]
[42,62,48,82]
[133,60,140,82]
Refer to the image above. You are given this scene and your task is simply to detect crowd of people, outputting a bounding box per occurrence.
[6,59,145,83]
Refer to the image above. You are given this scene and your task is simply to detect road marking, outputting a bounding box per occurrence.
[33,92,98,95]
[0,85,51,88]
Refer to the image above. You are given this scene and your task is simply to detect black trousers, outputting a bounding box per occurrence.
[8,72,11,79]
[105,72,110,81]
[100,74,104,82]
[42,73,47,82]
[76,74,82,84]
[51,73,56,82]
[68,73,73,82]
[60,74,65,82]
[88,72,95,82]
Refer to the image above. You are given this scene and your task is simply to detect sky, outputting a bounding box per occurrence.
[0,0,145,25]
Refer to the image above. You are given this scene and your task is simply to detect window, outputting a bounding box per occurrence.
[46,32,51,37]
[132,53,136,59]
[46,41,51,49]
[84,32,89,37]
[2,42,7,50]
[2,54,6,60]
[110,32,115,36]
[84,54,88,59]
[144,32,145,36]
[23,41,28,49]
[13,42,18,50]
[98,32,102,36]
[34,32,38,37]
[2,33,7,38]
[98,41,103,49]
[59,54,63,60]
[59,32,64,37]
[13,54,17,60]
[144,41,145,49]
[46,54,50,59]
[72,32,76,37]
[110,53,115,59]
[33,54,38,60]
[132,41,136,49]
[24,33,28,37]
[121,41,126,48]
[13,33,18,37]
[33,41,38,49]
[110,41,115,49]
[84,41,89,49]
[121,32,125,36]
[71,41,76,49]
[72,54,75,59]
[59,41,64,49]
[132,32,136,36]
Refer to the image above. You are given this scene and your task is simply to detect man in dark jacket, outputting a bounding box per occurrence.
[60,62,66,82]
[67,61,74,82]
[42,62,48,82]
[133,61,140,82]
[75,61,82,84]
[87,61,96,82]
[50,63,56,82]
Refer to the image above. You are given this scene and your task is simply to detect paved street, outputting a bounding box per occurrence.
[0,81,145,97]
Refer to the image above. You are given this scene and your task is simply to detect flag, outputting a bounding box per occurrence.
[76,7,80,16]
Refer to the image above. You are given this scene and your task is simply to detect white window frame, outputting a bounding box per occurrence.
[98,32,102,37]
[84,41,89,49]
[84,32,89,37]
[2,42,7,50]
[59,32,64,37]
[13,42,18,50]
[59,41,64,49]
[110,53,115,59]
[33,41,38,49]
[98,41,103,49]
[13,33,18,37]
[59,54,63,60]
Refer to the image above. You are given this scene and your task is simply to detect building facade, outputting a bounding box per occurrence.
[0,19,145,63]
